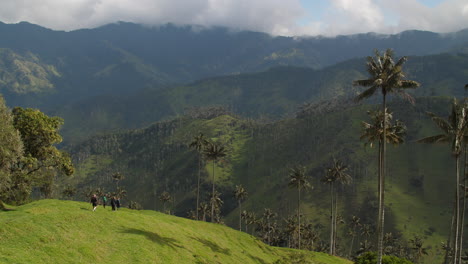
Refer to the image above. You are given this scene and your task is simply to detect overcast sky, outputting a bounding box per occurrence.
[0,0,467,36]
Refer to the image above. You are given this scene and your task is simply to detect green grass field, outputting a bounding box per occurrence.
[0,200,352,264]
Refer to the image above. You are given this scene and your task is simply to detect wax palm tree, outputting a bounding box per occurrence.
[198,202,209,222]
[322,158,352,255]
[112,172,124,188]
[288,165,311,249]
[203,141,227,222]
[159,191,172,213]
[418,98,468,264]
[348,215,362,257]
[409,236,428,264]
[354,48,419,264]
[211,191,224,223]
[189,132,208,220]
[234,185,248,231]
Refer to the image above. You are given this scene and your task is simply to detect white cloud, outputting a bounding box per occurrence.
[0,0,466,36]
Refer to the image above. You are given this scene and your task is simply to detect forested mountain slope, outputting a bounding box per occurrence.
[62,96,455,261]
[56,50,468,143]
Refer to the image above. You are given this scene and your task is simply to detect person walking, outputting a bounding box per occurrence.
[91,194,98,212]
[110,196,117,211]
[101,195,107,209]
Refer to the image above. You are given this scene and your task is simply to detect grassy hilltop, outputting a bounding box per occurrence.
[0,199,352,264]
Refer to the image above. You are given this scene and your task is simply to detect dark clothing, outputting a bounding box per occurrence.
[110,198,116,211]
[116,199,121,209]
[91,197,98,207]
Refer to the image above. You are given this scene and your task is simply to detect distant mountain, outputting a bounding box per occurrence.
[1,21,468,110]
[55,50,468,143]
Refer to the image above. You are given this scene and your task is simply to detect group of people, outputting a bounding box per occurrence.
[90,194,121,212]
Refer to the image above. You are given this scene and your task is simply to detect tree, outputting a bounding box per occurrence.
[189,132,208,220]
[0,96,23,207]
[211,191,224,223]
[10,107,74,203]
[112,172,124,188]
[354,49,419,264]
[62,185,76,200]
[203,140,227,222]
[234,185,248,231]
[418,98,468,264]
[409,236,428,264]
[322,158,352,255]
[159,191,172,213]
[288,165,311,249]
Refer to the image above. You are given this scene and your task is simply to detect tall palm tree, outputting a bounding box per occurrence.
[418,98,468,264]
[189,132,208,220]
[354,49,419,264]
[203,141,227,222]
[234,185,248,231]
[288,165,311,250]
[322,158,352,255]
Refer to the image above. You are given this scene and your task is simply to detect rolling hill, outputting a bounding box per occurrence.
[0,199,352,264]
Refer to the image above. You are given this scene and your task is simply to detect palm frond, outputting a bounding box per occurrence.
[397,90,415,105]
[426,112,451,134]
[399,80,420,89]
[354,85,378,102]
[417,134,449,144]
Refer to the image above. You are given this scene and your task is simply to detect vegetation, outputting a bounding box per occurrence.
[354,49,420,264]
[0,199,353,264]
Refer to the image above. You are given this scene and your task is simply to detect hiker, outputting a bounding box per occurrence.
[91,194,98,212]
[101,195,107,208]
[110,196,116,211]
[116,197,121,210]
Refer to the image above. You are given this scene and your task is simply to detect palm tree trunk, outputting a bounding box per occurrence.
[334,187,338,255]
[445,196,456,264]
[211,161,216,223]
[196,154,201,220]
[329,183,334,255]
[239,200,242,231]
[377,94,387,264]
[298,185,301,250]
[349,227,356,257]
[459,146,467,264]
[453,155,461,264]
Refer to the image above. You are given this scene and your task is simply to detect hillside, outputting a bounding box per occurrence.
[0,199,352,264]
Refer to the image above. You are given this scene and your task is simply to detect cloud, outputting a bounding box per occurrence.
[0,0,466,36]
[0,0,305,35]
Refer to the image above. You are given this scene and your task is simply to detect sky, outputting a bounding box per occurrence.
[0,0,467,36]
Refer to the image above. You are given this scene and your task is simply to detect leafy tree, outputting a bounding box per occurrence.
[0,95,23,207]
[61,185,76,200]
[355,252,413,264]
[8,107,73,203]
[418,98,468,264]
[354,49,419,264]
[203,140,227,222]
[288,165,311,250]
[234,184,248,231]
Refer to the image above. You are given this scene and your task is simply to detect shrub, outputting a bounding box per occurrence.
[355,252,413,264]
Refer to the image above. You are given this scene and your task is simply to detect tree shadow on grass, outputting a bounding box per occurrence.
[189,236,231,256]
[120,228,184,249]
